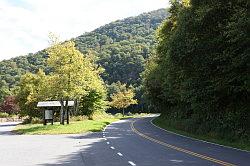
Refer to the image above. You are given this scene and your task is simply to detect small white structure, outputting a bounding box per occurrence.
[37,101,75,107]
[37,101,75,125]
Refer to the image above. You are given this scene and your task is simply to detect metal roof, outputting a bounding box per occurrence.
[37,101,75,107]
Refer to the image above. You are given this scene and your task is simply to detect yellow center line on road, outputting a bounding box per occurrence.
[130,119,236,166]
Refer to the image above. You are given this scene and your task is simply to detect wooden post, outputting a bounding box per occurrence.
[73,99,78,115]
[60,99,64,125]
[66,108,69,124]
[43,109,47,125]
[65,100,69,124]
[51,110,54,125]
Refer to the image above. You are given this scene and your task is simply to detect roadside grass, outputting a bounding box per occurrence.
[13,113,148,135]
[153,116,250,152]
[13,119,117,135]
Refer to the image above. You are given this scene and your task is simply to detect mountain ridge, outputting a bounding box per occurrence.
[0,8,168,97]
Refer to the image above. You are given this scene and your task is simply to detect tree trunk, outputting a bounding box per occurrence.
[122,108,125,117]
[65,99,69,124]
[60,99,65,125]
[73,99,79,116]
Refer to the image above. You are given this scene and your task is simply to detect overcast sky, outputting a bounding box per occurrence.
[0,0,169,61]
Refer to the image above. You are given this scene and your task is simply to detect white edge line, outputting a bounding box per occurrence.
[150,117,250,153]
[103,125,108,131]
[128,161,136,166]
[117,152,123,156]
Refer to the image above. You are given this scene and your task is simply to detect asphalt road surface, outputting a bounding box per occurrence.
[0,116,249,166]
[82,116,250,166]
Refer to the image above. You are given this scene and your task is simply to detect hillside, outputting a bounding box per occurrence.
[0,8,168,97]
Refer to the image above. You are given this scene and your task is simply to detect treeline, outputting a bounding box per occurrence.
[0,9,169,118]
[0,9,169,106]
[143,0,249,142]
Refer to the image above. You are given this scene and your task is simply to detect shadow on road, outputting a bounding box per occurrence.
[0,122,20,135]
[0,131,15,135]
[36,132,121,166]
[0,123,19,127]
[36,120,132,166]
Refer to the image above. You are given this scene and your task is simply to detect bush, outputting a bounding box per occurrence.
[31,117,43,124]
[22,117,43,124]
[70,115,89,121]
[0,112,9,118]
[90,112,113,120]
[22,118,31,124]
[114,113,123,118]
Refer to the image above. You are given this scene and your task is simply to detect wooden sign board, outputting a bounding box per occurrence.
[45,110,53,120]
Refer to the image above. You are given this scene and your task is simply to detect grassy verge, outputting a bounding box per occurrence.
[13,113,148,135]
[13,119,117,135]
[153,116,250,151]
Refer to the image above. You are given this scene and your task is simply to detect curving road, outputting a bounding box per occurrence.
[1,116,250,166]
[82,116,250,166]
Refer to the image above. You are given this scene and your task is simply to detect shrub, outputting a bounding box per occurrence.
[31,117,43,124]
[114,113,123,118]
[0,96,20,114]
[90,112,113,120]
[0,112,9,118]
[70,115,89,121]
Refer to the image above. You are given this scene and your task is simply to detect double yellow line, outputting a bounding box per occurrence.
[130,119,236,166]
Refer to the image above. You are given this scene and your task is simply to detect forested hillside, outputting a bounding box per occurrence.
[0,9,168,103]
[143,0,249,145]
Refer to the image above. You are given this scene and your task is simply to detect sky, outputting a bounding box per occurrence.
[0,0,169,61]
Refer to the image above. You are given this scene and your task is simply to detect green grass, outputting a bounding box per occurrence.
[12,113,149,135]
[153,116,250,152]
[13,118,118,135]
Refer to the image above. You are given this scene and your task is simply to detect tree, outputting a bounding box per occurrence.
[143,0,249,141]
[110,86,137,116]
[0,80,11,103]
[47,35,107,124]
[17,69,47,118]
[0,96,20,114]
[0,9,169,110]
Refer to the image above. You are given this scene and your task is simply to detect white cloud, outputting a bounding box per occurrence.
[0,0,169,61]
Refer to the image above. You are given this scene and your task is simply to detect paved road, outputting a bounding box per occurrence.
[1,117,249,166]
[0,122,85,166]
[81,116,250,166]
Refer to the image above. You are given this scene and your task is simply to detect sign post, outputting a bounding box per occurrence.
[37,101,75,125]
[43,110,54,125]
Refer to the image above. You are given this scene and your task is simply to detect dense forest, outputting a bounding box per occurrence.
[143,0,249,144]
[0,9,169,106]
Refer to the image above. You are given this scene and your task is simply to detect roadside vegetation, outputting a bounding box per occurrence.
[153,116,250,151]
[14,118,116,135]
[13,113,146,135]
[143,0,249,150]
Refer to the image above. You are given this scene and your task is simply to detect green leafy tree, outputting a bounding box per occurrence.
[0,9,169,109]
[0,80,11,103]
[143,0,249,141]
[17,69,47,118]
[47,35,107,123]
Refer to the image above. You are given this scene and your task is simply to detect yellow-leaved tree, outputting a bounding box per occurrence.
[110,85,137,116]
[17,34,107,122]
[47,34,106,124]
